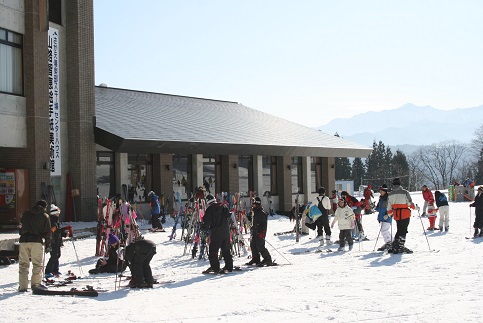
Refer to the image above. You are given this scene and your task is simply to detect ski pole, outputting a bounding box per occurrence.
[71,237,84,276]
[469,207,472,238]
[416,206,432,251]
[264,239,292,265]
[373,222,383,252]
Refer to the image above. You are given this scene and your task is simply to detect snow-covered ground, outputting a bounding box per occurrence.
[1,191,481,322]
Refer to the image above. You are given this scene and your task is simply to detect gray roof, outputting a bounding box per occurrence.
[94,86,371,158]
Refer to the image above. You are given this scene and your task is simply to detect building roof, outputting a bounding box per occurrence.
[94,86,371,158]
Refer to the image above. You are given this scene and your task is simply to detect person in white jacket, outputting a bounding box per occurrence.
[331,198,355,252]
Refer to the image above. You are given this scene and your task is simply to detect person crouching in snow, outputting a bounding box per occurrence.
[331,198,355,252]
[434,190,449,232]
[125,238,157,288]
[89,233,126,274]
[375,185,392,251]
[45,205,72,278]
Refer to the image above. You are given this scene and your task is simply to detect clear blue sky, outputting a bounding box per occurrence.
[94,0,483,127]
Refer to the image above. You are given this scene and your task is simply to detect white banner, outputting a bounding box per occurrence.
[48,27,61,176]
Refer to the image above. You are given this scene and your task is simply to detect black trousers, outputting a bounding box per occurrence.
[394,218,410,241]
[250,234,271,262]
[338,229,353,247]
[315,214,331,237]
[208,238,233,271]
[130,246,156,285]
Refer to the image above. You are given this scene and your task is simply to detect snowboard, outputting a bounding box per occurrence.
[32,286,98,297]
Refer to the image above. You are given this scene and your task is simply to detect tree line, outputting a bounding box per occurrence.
[334,125,483,191]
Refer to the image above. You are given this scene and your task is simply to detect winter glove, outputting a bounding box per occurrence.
[383,214,391,220]
[258,231,266,239]
[61,225,73,238]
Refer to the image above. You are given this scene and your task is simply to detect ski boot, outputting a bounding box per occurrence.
[257,258,274,267]
[325,236,332,246]
[245,258,260,266]
[479,228,483,237]
[348,244,353,251]
[445,227,449,232]
[474,228,479,238]
[337,246,345,252]
[377,241,392,251]
[438,226,443,232]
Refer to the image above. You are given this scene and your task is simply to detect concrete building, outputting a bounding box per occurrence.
[0,0,371,225]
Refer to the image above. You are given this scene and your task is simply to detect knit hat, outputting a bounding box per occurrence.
[108,233,119,245]
[49,204,60,216]
[36,200,48,208]
[206,194,216,206]
[253,196,262,205]
[392,178,401,186]
[378,184,388,192]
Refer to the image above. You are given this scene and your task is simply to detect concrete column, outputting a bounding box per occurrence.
[321,157,336,193]
[277,156,293,213]
[253,155,263,195]
[192,154,203,190]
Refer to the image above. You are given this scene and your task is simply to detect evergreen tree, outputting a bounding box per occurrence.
[352,157,366,188]
[335,157,352,180]
[475,148,483,184]
[392,149,410,186]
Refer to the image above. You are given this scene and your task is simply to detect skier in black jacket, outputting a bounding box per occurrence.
[125,238,156,288]
[201,195,233,274]
[246,196,273,266]
[470,186,483,237]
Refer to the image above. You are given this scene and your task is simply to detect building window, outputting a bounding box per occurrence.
[49,0,62,25]
[310,157,323,193]
[0,28,23,95]
[262,156,277,195]
[172,154,192,200]
[238,155,253,193]
[96,152,115,199]
[291,157,303,194]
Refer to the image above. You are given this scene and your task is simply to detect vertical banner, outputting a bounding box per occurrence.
[48,27,61,176]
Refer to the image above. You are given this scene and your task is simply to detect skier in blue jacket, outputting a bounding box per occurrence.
[375,184,392,251]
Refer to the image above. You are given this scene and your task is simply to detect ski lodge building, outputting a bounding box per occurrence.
[0,0,371,224]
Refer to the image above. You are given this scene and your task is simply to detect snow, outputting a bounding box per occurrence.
[1,191,481,322]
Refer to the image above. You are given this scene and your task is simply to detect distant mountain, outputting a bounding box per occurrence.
[317,103,483,147]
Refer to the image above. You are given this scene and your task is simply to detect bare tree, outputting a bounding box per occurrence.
[409,141,468,189]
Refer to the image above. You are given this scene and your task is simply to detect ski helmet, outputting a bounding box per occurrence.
[206,194,216,206]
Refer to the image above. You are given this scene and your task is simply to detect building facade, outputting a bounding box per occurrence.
[0,0,371,225]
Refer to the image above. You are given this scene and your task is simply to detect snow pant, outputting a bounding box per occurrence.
[428,216,437,228]
[315,214,331,237]
[129,244,156,286]
[151,213,163,229]
[208,237,233,271]
[438,205,449,228]
[380,221,392,243]
[19,242,43,290]
[422,200,428,214]
[250,234,271,263]
[394,218,410,242]
[45,240,61,275]
[338,230,353,248]
[473,212,483,229]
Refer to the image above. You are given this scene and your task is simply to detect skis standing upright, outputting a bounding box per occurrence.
[169,192,184,240]
[294,191,300,243]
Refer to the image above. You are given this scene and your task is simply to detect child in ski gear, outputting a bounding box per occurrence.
[340,191,365,240]
[309,187,332,245]
[330,190,339,213]
[89,233,127,274]
[45,205,72,278]
[469,186,483,237]
[201,195,234,273]
[421,185,434,217]
[331,198,355,251]
[125,238,156,288]
[421,185,438,230]
[363,184,374,214]
[434,190,449,231]
[18,200,52,292]
[375,185,392,251]
[148,191,164,231]
[387,178,416,253]
[246,196,273,266]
